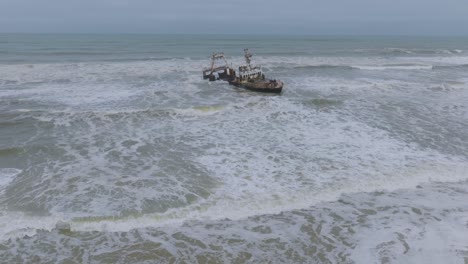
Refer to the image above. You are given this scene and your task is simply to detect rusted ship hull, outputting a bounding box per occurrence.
[203,49,284,94]
[228,79,283,94]
[202,52,235,81]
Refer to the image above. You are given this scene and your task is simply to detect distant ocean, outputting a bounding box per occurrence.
[1,34,468,263]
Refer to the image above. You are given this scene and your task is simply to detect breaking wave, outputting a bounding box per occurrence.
[351,64,433,70]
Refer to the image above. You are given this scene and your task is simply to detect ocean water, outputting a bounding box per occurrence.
[1,34,468,263]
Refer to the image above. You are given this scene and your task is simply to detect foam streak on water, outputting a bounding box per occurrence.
[1,34,468,263]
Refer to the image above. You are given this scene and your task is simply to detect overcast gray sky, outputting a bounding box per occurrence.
[0,0,467,35]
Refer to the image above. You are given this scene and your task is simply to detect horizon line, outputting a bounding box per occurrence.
[2,32,468,37]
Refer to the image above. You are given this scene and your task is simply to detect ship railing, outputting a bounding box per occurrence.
[203,66,230,72]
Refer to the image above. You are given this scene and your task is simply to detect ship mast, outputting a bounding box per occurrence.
[244,48,253,69]
[210,52,229,72]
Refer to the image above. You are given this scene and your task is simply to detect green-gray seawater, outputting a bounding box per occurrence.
[1,34,468,263]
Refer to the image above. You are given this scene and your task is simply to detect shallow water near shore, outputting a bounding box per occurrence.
[1,34,468,263]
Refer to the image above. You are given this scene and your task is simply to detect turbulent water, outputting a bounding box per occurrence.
[1,34,468,263]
